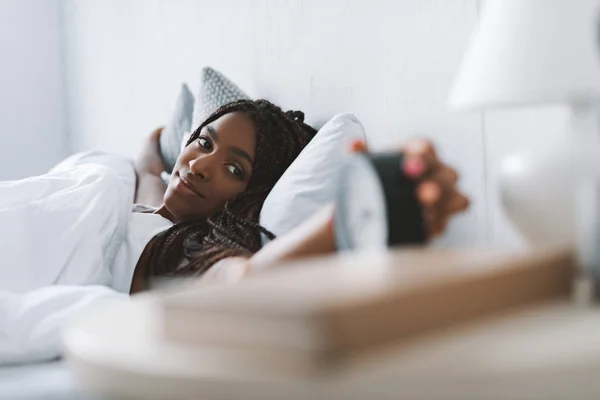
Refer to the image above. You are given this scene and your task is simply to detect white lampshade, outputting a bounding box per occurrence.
[450,0,600,110]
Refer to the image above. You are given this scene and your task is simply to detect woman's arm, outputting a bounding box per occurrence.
[201,139,469,284]
[249,139,468,269]
[134,127,168,207]
[197,206,336,285]
[249,205,337,271]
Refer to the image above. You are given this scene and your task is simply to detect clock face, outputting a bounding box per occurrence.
[334,155,388,251]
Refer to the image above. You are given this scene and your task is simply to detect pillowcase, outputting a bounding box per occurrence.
[159,83,195,172]
[259,113,367,240]
[191,66,250,132]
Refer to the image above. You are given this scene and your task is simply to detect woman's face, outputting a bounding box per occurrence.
[162,112,257,222]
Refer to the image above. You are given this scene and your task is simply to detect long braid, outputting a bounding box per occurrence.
[145,99,316,280]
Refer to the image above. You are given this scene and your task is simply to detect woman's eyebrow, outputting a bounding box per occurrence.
[206,125,218,142]
[230,147,254,165]
[207,124,253,165]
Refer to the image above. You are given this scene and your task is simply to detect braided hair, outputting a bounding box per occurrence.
[144,99,316,281]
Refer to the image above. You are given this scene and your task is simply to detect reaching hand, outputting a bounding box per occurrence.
[351,139,469,239]
[196,139,470,287]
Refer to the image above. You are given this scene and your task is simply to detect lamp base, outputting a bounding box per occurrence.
[499,101,600,246]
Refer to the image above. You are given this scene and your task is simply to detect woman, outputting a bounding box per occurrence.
[0,99,467,364]
[130,99,469,292]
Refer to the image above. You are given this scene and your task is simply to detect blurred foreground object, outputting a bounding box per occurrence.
[161,247,575,373]
[449,0,600,246]
[64,247,600,400]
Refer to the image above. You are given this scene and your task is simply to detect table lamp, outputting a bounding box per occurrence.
[449,0,600,246]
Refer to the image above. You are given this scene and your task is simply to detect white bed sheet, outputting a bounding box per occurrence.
[0,151,135,365]
[0,360,100,400]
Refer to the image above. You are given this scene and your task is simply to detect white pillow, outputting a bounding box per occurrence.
[260,113,367,239]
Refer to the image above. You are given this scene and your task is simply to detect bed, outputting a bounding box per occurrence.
[0,361,95,400]
[0,0,486,396]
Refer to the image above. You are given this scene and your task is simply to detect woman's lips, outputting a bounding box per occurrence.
[176,174,204,198]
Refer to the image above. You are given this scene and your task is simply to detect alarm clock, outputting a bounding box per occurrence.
[333,152,427,251]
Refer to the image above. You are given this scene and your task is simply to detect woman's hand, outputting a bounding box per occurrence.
[352,139,469,238]
[134,127,168,207]
[135,127,166,177]
[402,139,469,238]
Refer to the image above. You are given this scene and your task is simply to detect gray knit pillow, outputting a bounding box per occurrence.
[191,67,250,132]
[159,83,195,172]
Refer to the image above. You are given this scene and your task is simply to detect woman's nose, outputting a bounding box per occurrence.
[188,156,212,181]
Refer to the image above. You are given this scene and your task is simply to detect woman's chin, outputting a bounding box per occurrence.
[163,201,211,224]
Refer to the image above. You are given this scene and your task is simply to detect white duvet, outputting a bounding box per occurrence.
[0,153,136,365]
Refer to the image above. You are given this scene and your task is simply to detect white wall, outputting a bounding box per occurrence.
[0,0,66,180]
[59,0,569,248]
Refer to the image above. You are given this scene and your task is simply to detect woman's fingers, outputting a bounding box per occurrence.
[352,138,446,181]
[416,181,469,238]
[444,167,458,184]
[449,191,470,213]
[417,181,442,237]
[427,164,458,186]
[402,138,437,158]
[401,139,442,174]
[417,181,441,206]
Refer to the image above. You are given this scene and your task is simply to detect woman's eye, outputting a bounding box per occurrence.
[197,137,212,150]
[226,164,244,179]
